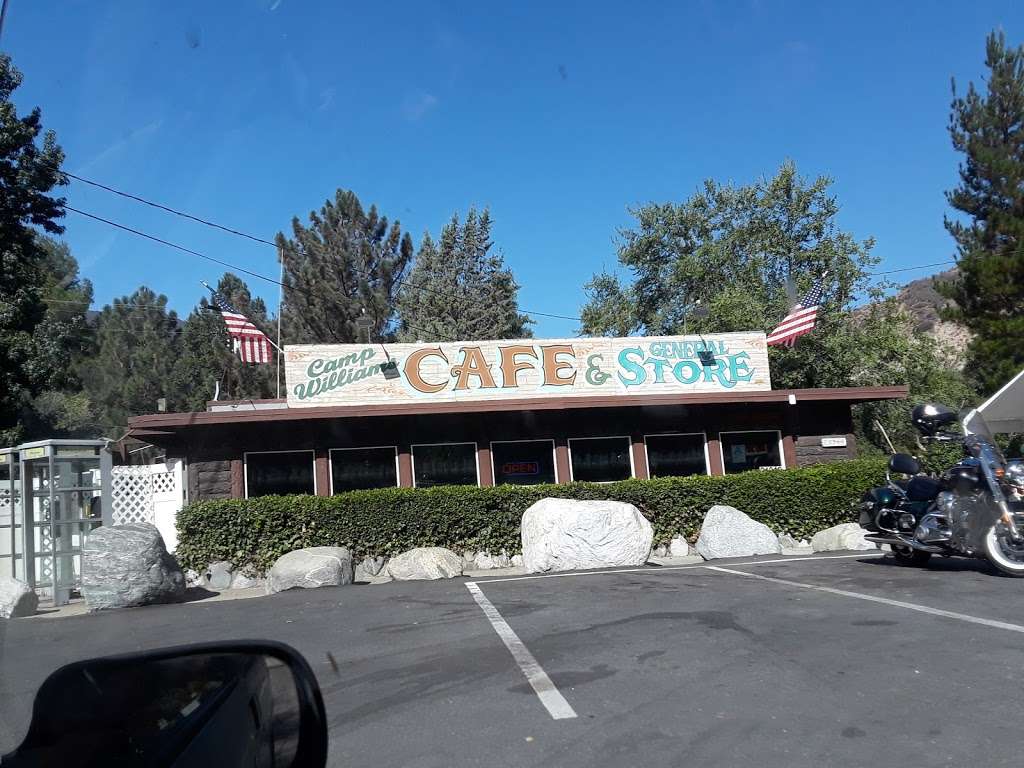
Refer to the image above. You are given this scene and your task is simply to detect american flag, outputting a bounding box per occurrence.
[208,288,273,364]
[766,274,827,347]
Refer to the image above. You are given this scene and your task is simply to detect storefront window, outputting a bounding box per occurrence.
[646,434,708,478]
[412,443,478,487]
[720,431,782,473]
[491,440,556,486]
[569,437,632,482]
[245,451,315,497]
[331,447,398,493]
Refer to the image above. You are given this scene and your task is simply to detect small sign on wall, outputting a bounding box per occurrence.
[820,436,848,448]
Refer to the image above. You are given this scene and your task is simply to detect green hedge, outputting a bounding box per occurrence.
[175,459,886,574]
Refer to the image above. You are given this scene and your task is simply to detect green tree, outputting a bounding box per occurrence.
[170,273,277,412]
[581,162,977,453]
[397,208,531,341]
[941,30,1024,395]
[0,54,68,443]
[276,189,413,344]
[81,287,180,435]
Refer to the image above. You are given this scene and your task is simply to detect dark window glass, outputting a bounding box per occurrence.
[492,441,556,486]
[646,434,707,478]
[570,437,632,482]
[413,443,477,487]
[720,431,781,473]
[246,451,315,497]
[331,447,397,493]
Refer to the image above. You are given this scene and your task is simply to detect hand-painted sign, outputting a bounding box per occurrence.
[284,333,771,409]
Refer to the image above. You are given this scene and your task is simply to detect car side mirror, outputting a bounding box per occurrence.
[888,453,921,476]
[2,641,327,768]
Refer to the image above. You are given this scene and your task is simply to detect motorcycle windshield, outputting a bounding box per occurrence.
[962,407,996,442]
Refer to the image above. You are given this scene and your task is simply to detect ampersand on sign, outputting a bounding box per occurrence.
[585,354,612,385]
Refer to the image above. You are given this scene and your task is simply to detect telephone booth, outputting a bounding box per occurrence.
[0,447,23,580]
[18,440,112,605]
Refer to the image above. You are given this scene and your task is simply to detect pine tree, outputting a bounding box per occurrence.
[276,189,413,344]
[0,54,68,443]
[170,274,277,412]
[81,287,180,435]
[942,30,1024,394]
[397,207,531,341]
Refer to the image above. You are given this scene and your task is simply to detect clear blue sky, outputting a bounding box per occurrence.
[5,1,1023,337]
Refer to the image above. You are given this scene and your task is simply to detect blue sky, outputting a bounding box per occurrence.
[5,1,1023,337]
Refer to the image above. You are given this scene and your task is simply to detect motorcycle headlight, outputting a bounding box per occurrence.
[936,491,956,514]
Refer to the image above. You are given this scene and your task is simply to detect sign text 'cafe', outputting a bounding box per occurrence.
[284,333,771,409]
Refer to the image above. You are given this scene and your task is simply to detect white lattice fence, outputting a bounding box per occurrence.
[111,466,155,525]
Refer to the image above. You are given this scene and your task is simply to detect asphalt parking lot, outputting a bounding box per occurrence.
[2,551,1024,767]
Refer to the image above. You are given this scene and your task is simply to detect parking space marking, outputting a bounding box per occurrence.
[465,582,578,720]
[476,553,882,584]
[705,565,1024,634]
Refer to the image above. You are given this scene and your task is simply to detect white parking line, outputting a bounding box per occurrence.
[465,582,577,720]
[475,552,882,584]
[705,565,1024,634]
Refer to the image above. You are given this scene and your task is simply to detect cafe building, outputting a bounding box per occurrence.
[126,333,907,501]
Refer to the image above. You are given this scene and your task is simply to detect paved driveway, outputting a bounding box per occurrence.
[2,552,1023,767]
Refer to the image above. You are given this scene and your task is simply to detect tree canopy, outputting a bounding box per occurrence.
[941,30,1024,395]
[397,208,531,341]
[277,189,413,344]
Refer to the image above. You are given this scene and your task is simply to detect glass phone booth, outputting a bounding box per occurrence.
[0,447,23,580]
[19,440,112,605]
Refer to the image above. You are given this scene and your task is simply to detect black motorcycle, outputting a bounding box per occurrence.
[862,403,1024,576]
[859,451,942,566]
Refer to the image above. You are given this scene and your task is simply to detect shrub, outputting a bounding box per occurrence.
[175,459,886,574]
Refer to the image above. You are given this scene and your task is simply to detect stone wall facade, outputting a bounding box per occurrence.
[795,434,857,467]
[187,460,233,501]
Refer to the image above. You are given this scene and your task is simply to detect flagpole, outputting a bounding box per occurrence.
[276,249,284,399]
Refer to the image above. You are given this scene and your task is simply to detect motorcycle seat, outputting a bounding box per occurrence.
[907,475,941,502]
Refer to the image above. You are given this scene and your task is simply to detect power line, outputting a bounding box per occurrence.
[65,206,460,344]
[64,173,585,323]
[872,260,956,276]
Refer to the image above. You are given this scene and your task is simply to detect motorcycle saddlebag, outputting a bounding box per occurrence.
[907,475,941,502]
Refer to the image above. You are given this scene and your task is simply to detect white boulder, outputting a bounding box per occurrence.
[521,498,653,573]
[0,575,38,619]
[386,547,464,580]
[695,505,782,560]
[266,547,354,594]
[82,523,186,610]
[669,535,690,557]
[811,523,876,552]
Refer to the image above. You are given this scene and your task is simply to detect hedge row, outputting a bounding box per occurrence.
[175,459,886,574]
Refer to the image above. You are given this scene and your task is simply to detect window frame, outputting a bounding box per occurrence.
[489,438,559,485]
[567,435,635,483]
[410,441,480,488]
[643,431,710,478]
[717,429,785,473]
[243,449,317,498]
[328,445,400,495]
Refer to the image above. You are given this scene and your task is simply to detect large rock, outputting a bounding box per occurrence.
[386,547,464,580]
[82,523,186,611]
[0,575,38,619]
[811,523,876,552]
[521,498,653,573]
[266,547,354,594]
[695,506,782,560]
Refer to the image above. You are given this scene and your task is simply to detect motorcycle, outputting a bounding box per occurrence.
[863,403,1024,576]
[859,451,942,566]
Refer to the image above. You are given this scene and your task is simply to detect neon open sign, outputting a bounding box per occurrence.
[502,461,540,476]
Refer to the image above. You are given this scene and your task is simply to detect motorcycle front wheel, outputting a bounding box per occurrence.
[982,523,1024,577]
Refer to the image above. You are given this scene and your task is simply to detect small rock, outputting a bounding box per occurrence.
[810,523,876,552]
[0,575,38,619]
[511,554,524,568]
[669,536,690,557]
[652,545,668,558]
[184,569,203,589]
[204,561,233,590]
[494,552,511,568]
[360,556,386,576]
[266,547,354,594]
[695,506,782,560]
[463,551,477,565]
[230,571,264,590]
[474,552,498,570]
[386,547,464,580]
[777,533,799,549]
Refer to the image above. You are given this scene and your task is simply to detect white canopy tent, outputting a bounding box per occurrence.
[976,367,1024,434]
